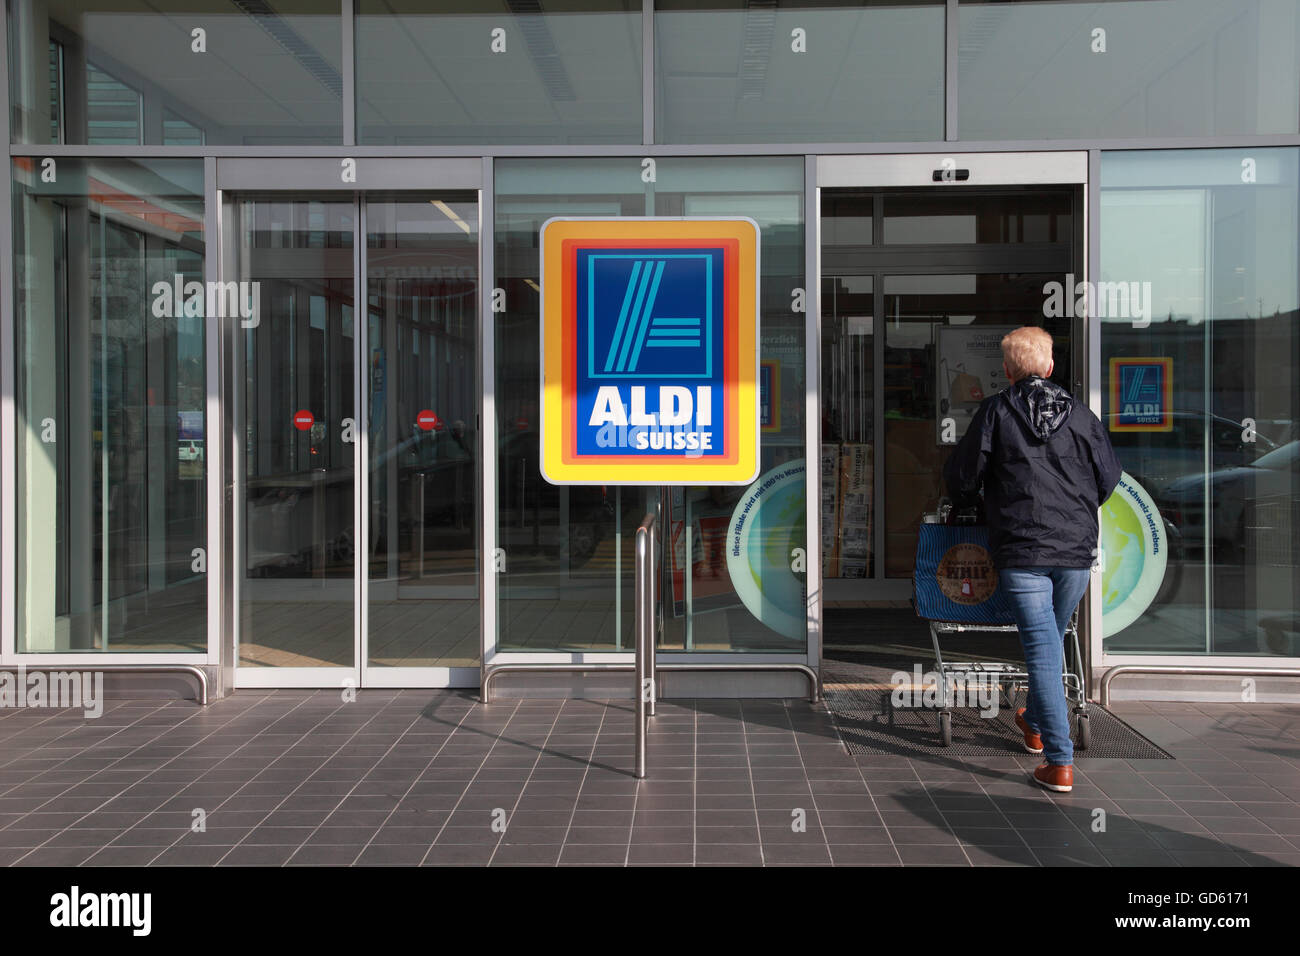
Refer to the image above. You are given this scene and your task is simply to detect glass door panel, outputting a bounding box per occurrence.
[235,197,356,670]
[881,273,1072,576]
[365,193,481,669]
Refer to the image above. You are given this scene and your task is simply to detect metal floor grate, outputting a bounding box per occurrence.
[823,680,1173,759]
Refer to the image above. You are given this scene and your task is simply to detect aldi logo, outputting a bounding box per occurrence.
[541,218,759,485]
[586,254,715,380]
[1109,357,1174,432]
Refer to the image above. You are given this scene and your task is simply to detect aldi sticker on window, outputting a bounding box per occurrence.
[540,218,759,485]
[1109,357,1174,432]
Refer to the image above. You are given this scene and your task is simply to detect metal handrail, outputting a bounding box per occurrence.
[479,662,820,704]
[7,665,210,705]
[1099,664,1300,707]
[634,511,657,779]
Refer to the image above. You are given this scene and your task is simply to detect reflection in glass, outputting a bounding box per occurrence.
[958,0,1300,139]
[1101,148,1300,657]
[882,274,1072,577]
[656,0,944,143]
[236,198,355,667]
[494,157,807,654]
[495,160,643,653]
[357,0,642,145]
[366,195,480,668]
[883,191,1072,245]
[13,159,207,651]
[821,274,874,579]
[9,0,343,145]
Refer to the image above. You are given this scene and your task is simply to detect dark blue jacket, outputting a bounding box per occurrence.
[942,375,1122,568]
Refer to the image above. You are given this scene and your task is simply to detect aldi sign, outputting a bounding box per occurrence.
[1109,357,1174,432]
[540,218,760,485]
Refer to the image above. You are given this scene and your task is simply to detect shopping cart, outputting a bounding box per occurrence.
[913,501,1091,749]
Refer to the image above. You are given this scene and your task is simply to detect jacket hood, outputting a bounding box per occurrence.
[1007,375,1073,441]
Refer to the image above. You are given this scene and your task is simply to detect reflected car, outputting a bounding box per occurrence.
[1158,440,1300,562]
[1107,410,1279,497]
[373,426,615,570]
[496,430,615,568]
[244,424,617,574]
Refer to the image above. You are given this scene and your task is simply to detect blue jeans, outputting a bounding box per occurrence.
[999,567,1091,767]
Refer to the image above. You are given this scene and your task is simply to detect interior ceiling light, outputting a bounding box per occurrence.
[505,0,577,102]
[431,199,472,235]
[229,0,343,98]
[739,0,777,100]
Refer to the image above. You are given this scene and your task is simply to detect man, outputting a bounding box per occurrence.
[943,326,1121,793]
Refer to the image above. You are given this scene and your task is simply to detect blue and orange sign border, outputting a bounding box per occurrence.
[540,217,760,485]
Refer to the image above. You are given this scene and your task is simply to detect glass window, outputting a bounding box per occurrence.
[8,1,343,145]
[366,193,480,669]
[882,274,1074,576]
[12,159,207,652]
[494,157,807,654]
[357,1,642,145]
[234,197,355,669]
[1100,148,1300,657]
[656,0,945,144]
[959,0,1300,140]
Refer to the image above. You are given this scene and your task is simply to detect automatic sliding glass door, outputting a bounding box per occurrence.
[363,194,480,682]
[233,196,358,679]
[228,190,481,687]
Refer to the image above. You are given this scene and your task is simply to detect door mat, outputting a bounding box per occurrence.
[823,679,1173,759]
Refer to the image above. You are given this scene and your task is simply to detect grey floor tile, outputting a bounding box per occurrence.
[896,844,970,865]
[354,843,431,866]
[491,843,563,866]
[286,844,361,865]
[558,844,628,866]
[694,843,763,865]
[828,844,903,865]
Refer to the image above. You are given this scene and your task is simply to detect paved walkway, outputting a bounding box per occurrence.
[0,692,1296,866]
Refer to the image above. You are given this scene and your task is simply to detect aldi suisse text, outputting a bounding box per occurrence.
[588,385,715,453]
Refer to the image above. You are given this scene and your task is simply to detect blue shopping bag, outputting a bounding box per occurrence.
[913,523,1016,625]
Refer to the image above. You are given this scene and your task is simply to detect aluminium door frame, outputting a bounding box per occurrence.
[217,158,483,690]
[813,151,1099,695]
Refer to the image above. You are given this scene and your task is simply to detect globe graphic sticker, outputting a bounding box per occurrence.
[725,460,807,641]
[1100,472,1167,638]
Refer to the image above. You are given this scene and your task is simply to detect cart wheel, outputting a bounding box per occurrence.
[939,711,953,747]
[1075,712,1091,751]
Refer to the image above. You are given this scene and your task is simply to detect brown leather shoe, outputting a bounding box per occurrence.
[1015,708,1043,755]
[1032,763,1074,793]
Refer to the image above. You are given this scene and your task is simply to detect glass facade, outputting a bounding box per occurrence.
[3,3,1297,694]
[357,1,643,145]
[1100,148,1300,657]
[9,0,344,145]
[656,0,945,144]
[493,157,805,654]
[958,0,1300,140]
[12,158,207,651]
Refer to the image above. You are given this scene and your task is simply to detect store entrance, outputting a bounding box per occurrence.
[223,189,481,688]
[818,165,1087,680]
